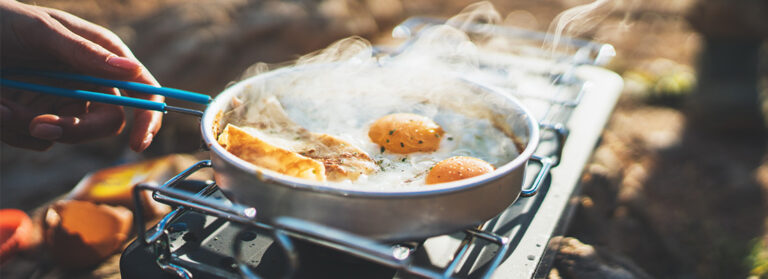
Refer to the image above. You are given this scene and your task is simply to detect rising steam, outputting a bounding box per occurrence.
[545,0,616,56]
[235,0,624,86]
[223,0,628,136]
[218,1,622,188]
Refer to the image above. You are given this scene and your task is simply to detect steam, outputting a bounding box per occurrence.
[219,1,624,187]
[545,0,615,57]
[545,0,641,62]
[233,0,624,90]
[222,0,630,136]
[295,36,374,65]
[446,2,502,39]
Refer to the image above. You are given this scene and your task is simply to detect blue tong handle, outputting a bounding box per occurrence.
[0,70,211,116]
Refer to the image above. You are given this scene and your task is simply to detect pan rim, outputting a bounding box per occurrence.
[201,65,540,198]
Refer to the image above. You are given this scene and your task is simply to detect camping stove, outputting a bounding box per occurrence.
[119,18,623,279]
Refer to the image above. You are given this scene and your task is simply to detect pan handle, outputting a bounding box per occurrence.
[519,122,565,197]
[520,155,553,197]
[539,123,569,167]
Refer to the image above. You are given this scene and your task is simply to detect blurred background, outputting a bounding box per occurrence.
[1,0,766,278]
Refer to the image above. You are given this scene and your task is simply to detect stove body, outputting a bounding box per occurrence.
[120,19,623,279]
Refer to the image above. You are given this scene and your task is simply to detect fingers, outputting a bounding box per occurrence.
[2,4,165,152]
[42,7,136,60]
[128,107,162,152]
[0,127,54,151]
[0,100,54,151]
[28,106,126,144]
[124,72,163,152]
[53,98,87,117]
[28,89,126,144]
[44,7,164,152]
[14,7,142,80]
[2,87,127,149]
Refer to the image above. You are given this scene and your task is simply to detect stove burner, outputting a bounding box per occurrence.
[121,181,400,279]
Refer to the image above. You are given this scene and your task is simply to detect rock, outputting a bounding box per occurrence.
[552,237,654,279]
[684,38,767,139]
[686,0,768,39]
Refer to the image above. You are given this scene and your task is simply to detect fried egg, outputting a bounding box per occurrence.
[425,156,494,184]
[368,113,444,154]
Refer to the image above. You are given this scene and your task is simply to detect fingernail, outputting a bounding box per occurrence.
[31,123,63,140]
[0,104,10,119]
[140,133,154,151]
[107,56,141,71]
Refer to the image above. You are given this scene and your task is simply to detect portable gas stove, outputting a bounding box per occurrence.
[120,18,623,279]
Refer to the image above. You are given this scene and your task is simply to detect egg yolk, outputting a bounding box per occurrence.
[368,113,444,154]
[426,156,494,184]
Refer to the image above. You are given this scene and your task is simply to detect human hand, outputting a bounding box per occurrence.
[0,1,163,152]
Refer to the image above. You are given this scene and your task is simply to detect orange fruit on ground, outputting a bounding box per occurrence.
[42,200,133,269]
[0,209,34,264]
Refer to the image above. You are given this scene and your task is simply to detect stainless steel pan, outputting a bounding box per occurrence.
[198,64,551,241]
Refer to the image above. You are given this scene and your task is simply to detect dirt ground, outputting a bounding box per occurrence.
[2,0,767,278]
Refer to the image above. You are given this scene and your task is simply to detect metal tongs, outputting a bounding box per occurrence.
[0,70,211,117]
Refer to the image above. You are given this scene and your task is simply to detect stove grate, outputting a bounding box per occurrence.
[132,160,512,279]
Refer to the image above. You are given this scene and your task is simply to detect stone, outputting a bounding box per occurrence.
[552,237,654,279]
